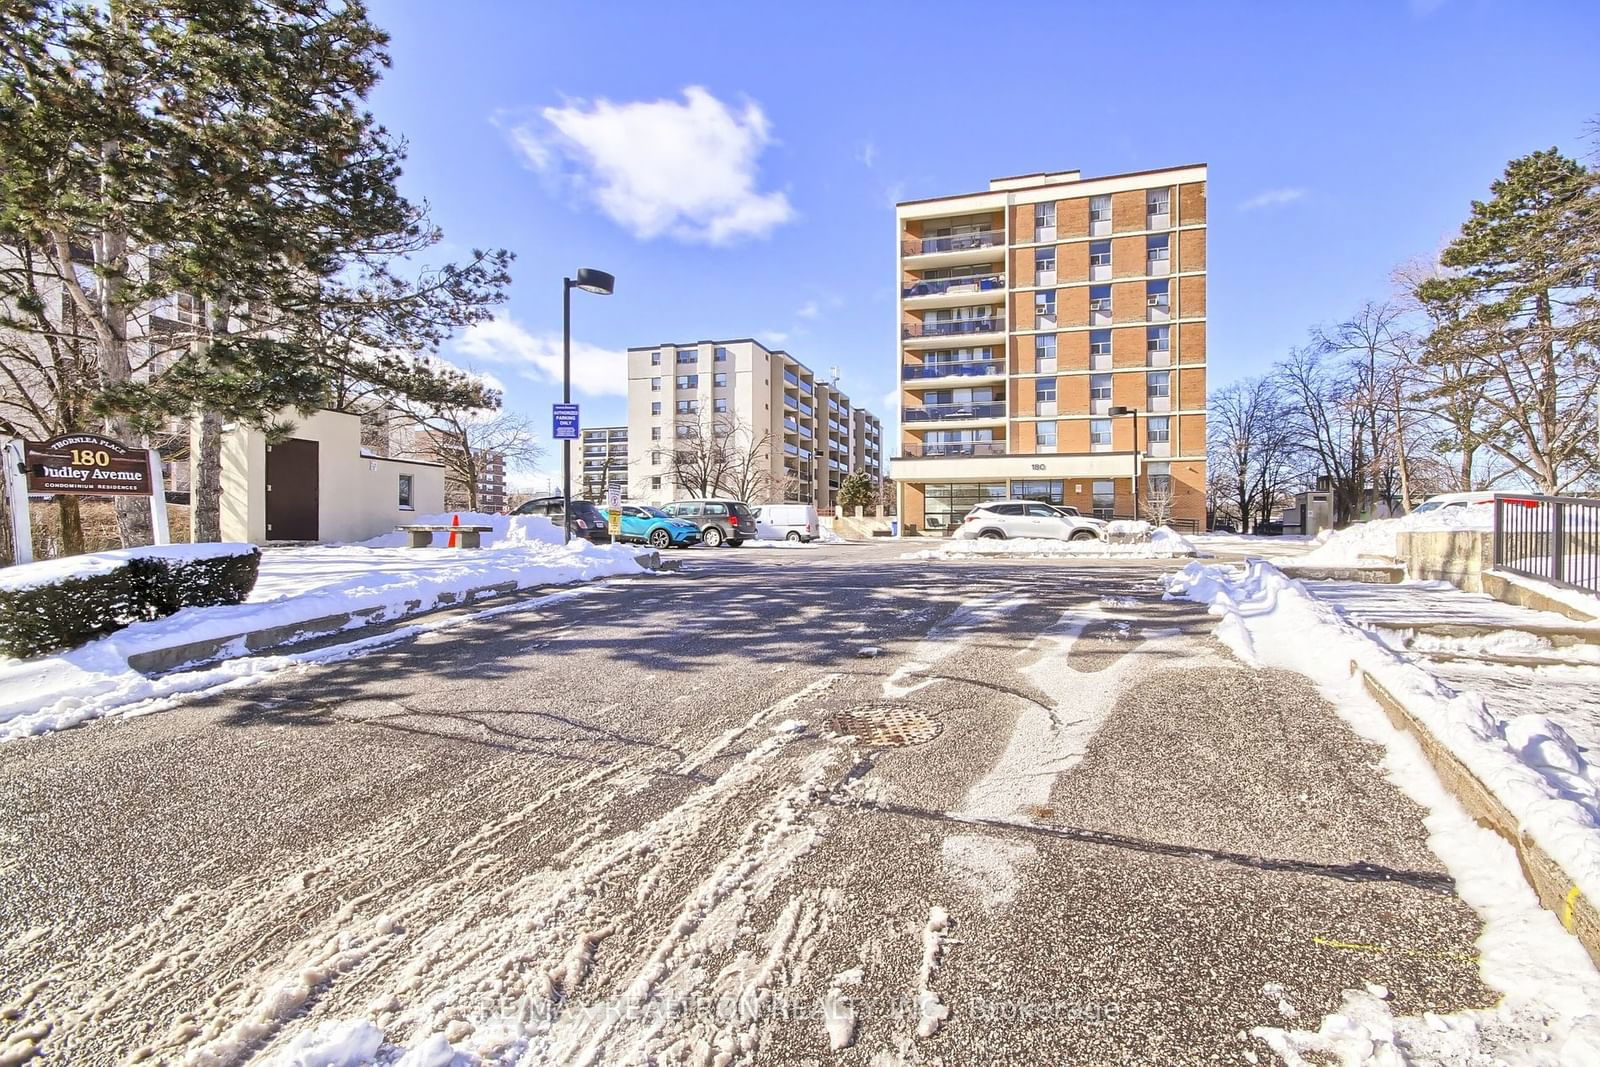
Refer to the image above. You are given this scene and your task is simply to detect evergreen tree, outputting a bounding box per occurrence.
[837,470,873,510]
[1417,149,1600,493]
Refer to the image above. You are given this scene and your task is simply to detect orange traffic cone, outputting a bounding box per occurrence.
[447,513,460,548]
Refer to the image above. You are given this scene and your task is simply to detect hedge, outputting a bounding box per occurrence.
[0,546,261,659]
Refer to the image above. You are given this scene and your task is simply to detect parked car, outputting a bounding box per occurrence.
[753,503,820,542]
[510,495,612,544]
[1413,491,1496,514]
[660,498,758,548]
[1043,503,1108,531]
[954,500,1104,541]
[601,504,702,548]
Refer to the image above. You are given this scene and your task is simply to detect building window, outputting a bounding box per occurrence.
[714,397,729,413]
[651,377,661,391]
[1089,194,1111,234]
[1012,478,1063,505]
[1089,285,1112,319]
[1092,480,1116,519]
[714,372,727,387]
[923,481,1007,531]
[1035,378,1056,403]
[677,374,698,389]
[1035,333,1057,373]
[650,426,661,440]
[651,401,661,415]
[397,474,413,510]
[676,349,698,364]
[1147,326,1170,353]
[1089,374,1112,402]
[1147,416,1171,443]
[1034,290,1056,328]
[1089,241,1111,276]
[1147,370,1171,399]
[1147,187,1171,224]
[1034,201,1055,232]
[676,424,694,438]
[676,400,698,413]
[650,350,661,365]
[1146,460,1172,495]
[1034,246,1056,276]
[1147,278,1170,320]
[652,449,662,465]
[714,346,729,362]
[651,476,662,490]
[1090,419,1112,448]
[1035,422,1057,450]
[1089,330,1112,357]
[1147,233,1170,273]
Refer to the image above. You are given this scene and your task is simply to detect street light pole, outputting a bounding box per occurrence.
[560,268,616,545]
[1109,405,1141,521]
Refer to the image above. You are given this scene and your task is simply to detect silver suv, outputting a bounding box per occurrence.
[954,500,1105,541]
[661,498,758,548]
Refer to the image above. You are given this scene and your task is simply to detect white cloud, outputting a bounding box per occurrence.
[1239,187,1307,211]
[455,316,627,397]
[857,140,877,168]
[758,329,791,347]
[795,300,821,320]
[505,86,794,245]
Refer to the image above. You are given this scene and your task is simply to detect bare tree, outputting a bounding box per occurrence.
[1312,301,1411,513]
[393,408,543,512]
[1141,474,1175,527]
[667,414,776,502]
[1207,377,1301,533]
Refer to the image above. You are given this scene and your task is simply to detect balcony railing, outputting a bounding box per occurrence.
[904,401,1007,422]
[900,441,1008,458]
[903,316,1006,340]
[903,231,1004,256]
[902,273,1006,299]
[903,359,1006,380]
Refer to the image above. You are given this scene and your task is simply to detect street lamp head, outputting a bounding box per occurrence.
[573,268,615,296]
[1108,405,1137,416]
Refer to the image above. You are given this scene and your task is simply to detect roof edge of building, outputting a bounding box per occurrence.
[895,162,1208,208]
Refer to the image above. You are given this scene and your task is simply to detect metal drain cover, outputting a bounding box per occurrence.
[829,705,942,748]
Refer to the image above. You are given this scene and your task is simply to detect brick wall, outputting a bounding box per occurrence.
[1178,275,1206,319]
[1061,240,1089,283]
[1179,228,1206,272]
[1111,281,1144,323]
[1011,247,1036,288]
[1111,327,1144,368]
[1178,414,1205,454]
[1013,377,1037,417]
[1060,419,1091,453]
[1013,420,1036,453]
[1013,332,1036,374]
[1061,285,1089,326]
[1111,235,1144,279]
[1060,197,1090,239]
[1179,366,1206,410]
[1060,373,1089,412]
[1111,190,1144,232]
[1011,204,1034,243]
[1179,321,1206,363]
[1179,182,1207,223]
[1111,373,1143,414]
[1060,328,1090,372]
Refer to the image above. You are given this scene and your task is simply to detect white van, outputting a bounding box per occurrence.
[1413,491,1496,514]
[753,503,820,542]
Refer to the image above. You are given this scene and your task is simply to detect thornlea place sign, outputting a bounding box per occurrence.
[23,433,153,496]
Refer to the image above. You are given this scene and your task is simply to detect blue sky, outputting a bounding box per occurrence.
[367,0,1599,487]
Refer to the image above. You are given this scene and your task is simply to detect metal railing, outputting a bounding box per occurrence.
[1493,493,1600,597]
[904,401,1007,422]
[903,359,1006,380]
[899,441,1008,458]
[903,273,1006,298]
[903,317,1006,339]
[903,231,1003,256]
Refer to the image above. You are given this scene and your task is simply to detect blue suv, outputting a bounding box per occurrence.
[601,504,703,549]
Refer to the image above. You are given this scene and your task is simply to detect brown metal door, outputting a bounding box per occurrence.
[265,438,319,541]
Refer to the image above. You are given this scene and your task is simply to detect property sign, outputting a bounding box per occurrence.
[23,433,153,496]
[606,484,622,508]
[552,404,580,441]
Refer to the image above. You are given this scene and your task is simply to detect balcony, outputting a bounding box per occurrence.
[902,316,1006,347]
[900,441,1008,458]
[903,230,1003,257]
[903,400,1007,423]
[902,358,1006,381]
[902,272,1006,302]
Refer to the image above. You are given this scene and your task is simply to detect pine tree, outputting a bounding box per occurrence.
[837,470,873,510]
[1417,149,1600,493]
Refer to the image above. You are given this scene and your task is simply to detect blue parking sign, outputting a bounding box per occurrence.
[552,403,580,440]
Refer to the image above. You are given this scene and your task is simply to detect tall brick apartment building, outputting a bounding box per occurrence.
[892,164,1207,533]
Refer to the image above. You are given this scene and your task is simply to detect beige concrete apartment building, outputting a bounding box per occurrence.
[624,339,882,506]
[578,425,629,502]
[893,164,1208,533]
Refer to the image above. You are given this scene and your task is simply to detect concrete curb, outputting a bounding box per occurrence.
[126,550,668,676]
[1356,663,1600,969]
[1277,563,1406,584]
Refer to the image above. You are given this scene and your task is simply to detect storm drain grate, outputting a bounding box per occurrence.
[829,705,942,748]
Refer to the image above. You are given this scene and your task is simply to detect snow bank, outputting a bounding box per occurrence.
[355,511,562,549]
[902,527,1196,561]
[0,542,256,594]
[0,537,650,741]
[1297,507,1493,565]
[1165,558,1600,912]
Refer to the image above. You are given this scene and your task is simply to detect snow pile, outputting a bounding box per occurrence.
[0,541,256,593]
[1167,557,1600,1061]
[356,511,562,548]
[1105,519,1150,540]
[1296,507,1494,565]
[0,537,650,740]
[1165,558,1600,915]
[902,527,1196,560]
